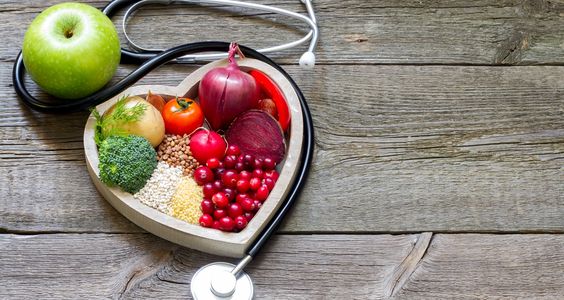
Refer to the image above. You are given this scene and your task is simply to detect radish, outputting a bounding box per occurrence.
[189,129,227,164]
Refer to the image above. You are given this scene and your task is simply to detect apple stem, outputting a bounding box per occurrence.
[64,29,73,39]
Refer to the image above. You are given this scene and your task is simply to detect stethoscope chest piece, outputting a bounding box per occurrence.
[191,262,254,299]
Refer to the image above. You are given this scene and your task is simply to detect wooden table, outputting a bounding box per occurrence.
[1,1,563,298]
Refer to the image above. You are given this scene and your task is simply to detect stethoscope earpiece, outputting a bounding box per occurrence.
[299,51,316,69]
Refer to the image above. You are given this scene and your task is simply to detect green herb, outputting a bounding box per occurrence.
[91,95,146,147]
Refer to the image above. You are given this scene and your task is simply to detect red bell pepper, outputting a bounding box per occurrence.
[249,70,290,132]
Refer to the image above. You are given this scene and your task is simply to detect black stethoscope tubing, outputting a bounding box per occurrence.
[12,0,314,260]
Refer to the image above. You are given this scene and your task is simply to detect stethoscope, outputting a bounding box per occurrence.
[12,0,317,299]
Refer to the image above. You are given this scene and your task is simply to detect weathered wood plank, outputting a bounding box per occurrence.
[396,234,564,299]
[1,0,564,65]
[0,233,419,299]
[1,233,563,299]
[1,63,563,233]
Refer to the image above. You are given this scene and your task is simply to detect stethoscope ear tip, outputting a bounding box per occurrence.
[299,51,316,69]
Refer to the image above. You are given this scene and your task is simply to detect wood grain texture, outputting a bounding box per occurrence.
[396,234,564,299]
[2,63,563,233]
[0,233,418,299]
[1,0,564,65]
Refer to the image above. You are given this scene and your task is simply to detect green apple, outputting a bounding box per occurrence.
[22,3,120,99]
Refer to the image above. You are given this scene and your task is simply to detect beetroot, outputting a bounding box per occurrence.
[226,110,286,163]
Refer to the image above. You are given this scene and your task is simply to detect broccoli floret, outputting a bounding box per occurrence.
[98,135,157,194]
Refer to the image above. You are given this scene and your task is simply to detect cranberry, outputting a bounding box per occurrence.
[237,154,245,163]
[206,157,221,169]
[212,180,223,191]
[202,183,216,198]
[223,155,237,169]
[236,193,249,204]
[239,170,252,181]
[219,216,235,231]
[236,179,250,193]
[213,209,227,220]
[244,212,255,222]
[212,220,221,230]
[234,216,248,230]
[223,188,236,201]
[234,162,245,171]
[226,145,241,156]
[201,199,214,215]
[249,177,261,191]
[212,192,229,209]
[263,158,276,170]
[264,170,279,182]
[255,184,269,201]
[263,178,275,191]
[253,200,262,211]
[214,167,226,179]
[228,203,244,218]
[243,154,255,169]
[253,158,263,170]
[199,214,214,227]
[241,198,255,212]
[252,168,264,179]
[193,166,214,185]
[222,170,239,188]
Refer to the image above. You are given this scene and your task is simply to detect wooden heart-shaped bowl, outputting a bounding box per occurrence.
[84,58,303,257]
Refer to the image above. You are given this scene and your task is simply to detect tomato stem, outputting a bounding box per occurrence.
[176,96,193,111]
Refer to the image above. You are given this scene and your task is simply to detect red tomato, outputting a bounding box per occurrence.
[162,97,204,135]
[249,70,290,132]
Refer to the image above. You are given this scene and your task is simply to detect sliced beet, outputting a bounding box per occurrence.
[226,110,286,163]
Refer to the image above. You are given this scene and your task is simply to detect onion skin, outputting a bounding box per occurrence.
[198,43,260,130]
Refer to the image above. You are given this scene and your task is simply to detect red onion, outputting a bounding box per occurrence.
[198,43,260,130]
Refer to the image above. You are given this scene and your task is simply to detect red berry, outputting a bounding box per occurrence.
[249,177,261,191]
[236,179,250,193]
[253,200,262,211]
[234,216,248,230]
[223,188,236,201]
[199,214,214,227]
[263,178,275,191]
[213,209,227,220]
[239,170,252,181]
[226,145,241,156]
[256,184,269,201]
[203,183,216,198]
[236,193,249,204]
[234,162,245,171]
[193,166,214,185]
[212,220,221,230]
[223,155,237,169]
[244,212,255,222]
[206,157,221,169]
[241,198,255,212]
[237,154,245,163]
[243,154,254,169]
[263,158,276,170]
[201,199,214,214]
[264,170,279,182]
[219,216,235,231]
[253,158,263,170]
[214,167,226,179]
[222,170,239,188]
[252,168,264,179]
[212,180,223,191]
[228,203,244,218]
[212,192,229,209]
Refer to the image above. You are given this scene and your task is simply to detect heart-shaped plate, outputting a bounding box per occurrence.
[84,58,303,257]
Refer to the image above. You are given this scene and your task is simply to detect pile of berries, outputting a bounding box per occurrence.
[193,145,279,232]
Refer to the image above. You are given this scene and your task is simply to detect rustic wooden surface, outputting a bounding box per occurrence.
[1,0,563,299]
